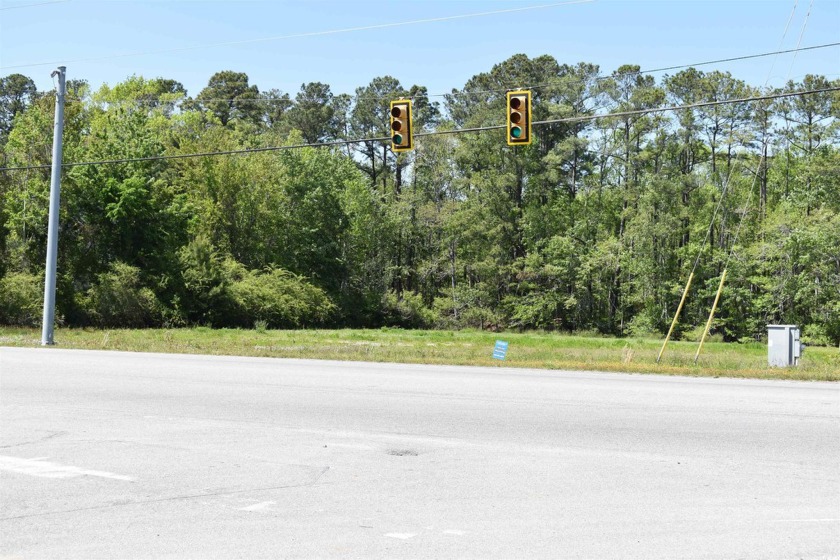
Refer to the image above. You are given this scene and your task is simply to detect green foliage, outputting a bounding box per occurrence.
[0,272,43,326]
[0,73,37,146]
[81,262,163,328]
[227,266,335,329]
[195,70,261,127]
[285,82,337,144]
[176,236,235,326]
[625,313,660,338]
[381,290,437,329]
[0,68,837,345]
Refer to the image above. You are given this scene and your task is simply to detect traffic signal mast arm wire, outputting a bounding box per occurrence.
[1,86,838,173]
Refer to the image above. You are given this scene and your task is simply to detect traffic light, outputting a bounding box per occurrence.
[506,90,532,146]
[390,99,413,152]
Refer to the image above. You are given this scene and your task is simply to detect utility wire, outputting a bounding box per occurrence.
[0,0,67,10]
[0,0,592,70]
[765,0,799,82]
[720,0,815,272]
[787,0,815,81]
[691,0,807,355]
[688,155,739,277]
[445,42,840,99]
[89,42,840,108]
[663,0,811,362]
[690,0,807,279]
[529,86,839,126]
[724,0,816,268]
[638,41,836,75]
[1,86,837,173]
[723,156,763,270]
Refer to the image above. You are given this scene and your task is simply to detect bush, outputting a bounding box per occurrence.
[680,324,724,343]
[432,285,504,330]
[227,267,335,328]
[456,306,505,331]
[802,323,833,347]
[81,262,163,327]
[504,291,565,330]
[381,290,437,328]
[0,272,43,327]
[625,313,659,338]
[176,237,236,326]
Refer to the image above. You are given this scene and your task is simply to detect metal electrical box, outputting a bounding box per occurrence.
[767,325,803,367]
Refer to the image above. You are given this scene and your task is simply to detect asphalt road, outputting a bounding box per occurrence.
[1,347,838,559]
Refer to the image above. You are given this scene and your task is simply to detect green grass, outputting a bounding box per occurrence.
[1,327,838,381]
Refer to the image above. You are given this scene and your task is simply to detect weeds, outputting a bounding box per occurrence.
[0,327,836,381]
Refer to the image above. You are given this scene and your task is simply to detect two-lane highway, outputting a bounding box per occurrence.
[1,347,838,558]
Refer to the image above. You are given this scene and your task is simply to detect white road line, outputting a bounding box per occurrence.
[443,529,466,535]
[239,501,276,512]
[0,455,134,481]
[385,533,417,539]
[767,518,840,523]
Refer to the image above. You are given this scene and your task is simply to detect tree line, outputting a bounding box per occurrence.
[1,55,838,345]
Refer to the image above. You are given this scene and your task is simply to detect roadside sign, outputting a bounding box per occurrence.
[493,340,509,360]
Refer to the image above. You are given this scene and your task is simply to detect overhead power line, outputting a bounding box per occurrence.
[635,41,839,76]
[1,86,837,173]
[532,86,839,126]
[764,0,799,81]
[448,42,840,100]
[0,0,592,70]
[787,0,815,80]
[0,0,67,10]
[84,42,840,108]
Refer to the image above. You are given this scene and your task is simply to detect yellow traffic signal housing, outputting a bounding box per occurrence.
[506,90,532,146]
[390,100,413,152]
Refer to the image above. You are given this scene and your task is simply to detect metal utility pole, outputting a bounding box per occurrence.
[41,66,66,346]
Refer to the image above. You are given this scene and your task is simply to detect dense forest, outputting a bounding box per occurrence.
[1,55,838,345]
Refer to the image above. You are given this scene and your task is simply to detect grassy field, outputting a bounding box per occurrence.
[1,327,837,381]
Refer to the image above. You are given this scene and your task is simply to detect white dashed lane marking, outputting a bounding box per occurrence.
[238,501,276,512]
[0,455,134,481]
[384,532,417,539]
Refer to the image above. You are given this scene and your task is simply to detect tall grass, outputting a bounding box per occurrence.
[1,327,837,381]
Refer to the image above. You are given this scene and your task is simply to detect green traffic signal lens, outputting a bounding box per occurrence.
[511,126,522,139]
[393,133,403,145]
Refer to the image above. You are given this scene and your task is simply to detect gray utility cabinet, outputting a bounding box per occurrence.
[767,325,803,367]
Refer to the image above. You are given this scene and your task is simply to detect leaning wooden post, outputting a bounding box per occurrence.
[657,272,694,364]
[694,269,728,364]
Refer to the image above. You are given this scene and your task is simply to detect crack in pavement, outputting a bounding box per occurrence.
[0,466,330,521]
[0,431,69,449]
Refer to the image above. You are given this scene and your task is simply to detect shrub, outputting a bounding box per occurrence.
[433,285,503,330]
[625,313,659,338]
[82,262,163,327]
[227,267,335,328]
[0,272,43,327]
[680,324,723,343]
[802,323,832,347]
[381,290,437,329]
[176,237,236,326]
[504,291,565,330]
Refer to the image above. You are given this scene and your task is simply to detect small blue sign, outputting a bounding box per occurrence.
[493,340,509,360]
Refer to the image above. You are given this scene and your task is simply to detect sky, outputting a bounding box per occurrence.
[1,0,838,101]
